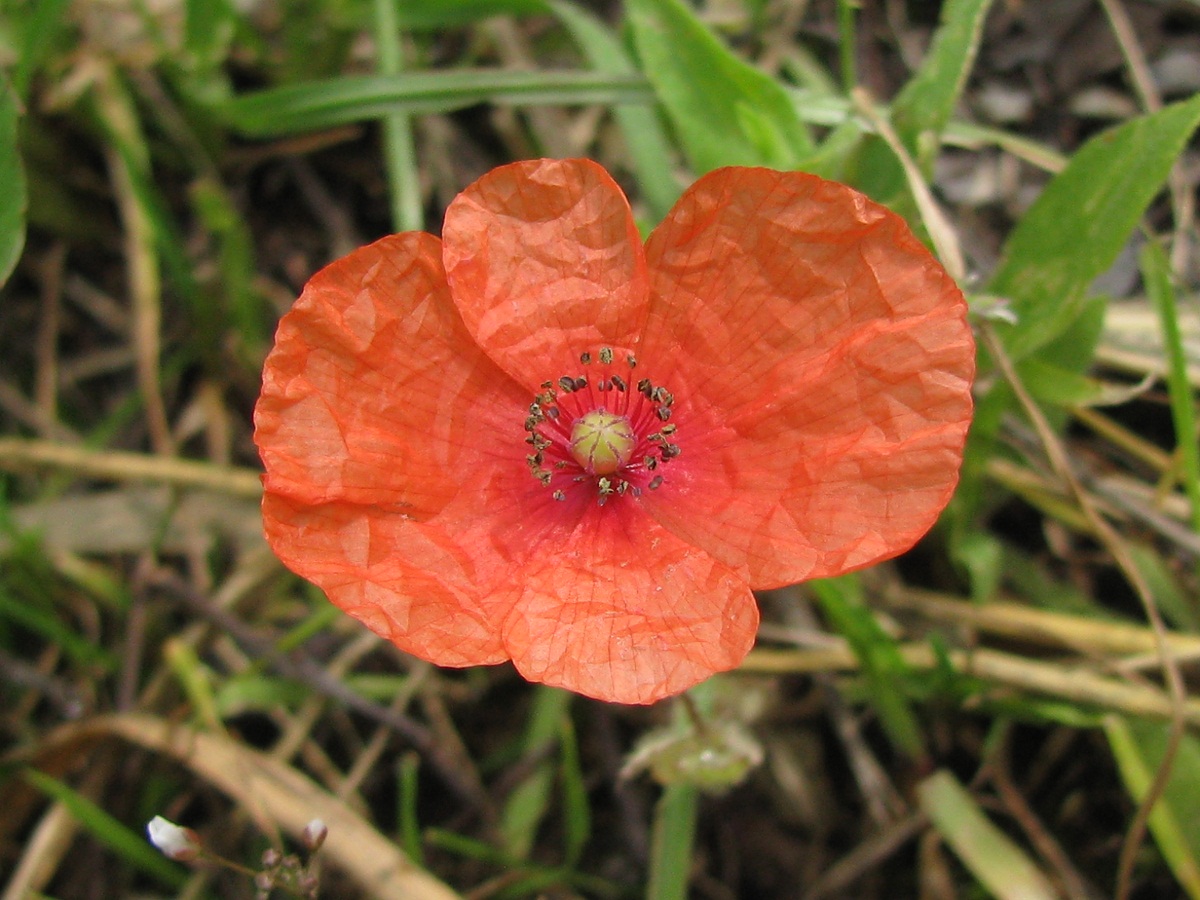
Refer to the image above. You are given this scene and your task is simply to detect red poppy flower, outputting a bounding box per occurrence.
[254,159,974,705]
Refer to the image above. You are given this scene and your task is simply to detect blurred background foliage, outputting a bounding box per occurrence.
[1,0,1199,897]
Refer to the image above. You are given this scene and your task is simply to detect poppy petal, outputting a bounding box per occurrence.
[255,232,533,664]
[255,232,526,517]
[441,158,649,388]
[500,504,760,705]
[263,493,509,664]
[639,167,974,586]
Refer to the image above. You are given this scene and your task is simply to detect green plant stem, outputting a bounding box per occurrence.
[372,0,422,232]
[836,0,858,90]
[646,783,697,900]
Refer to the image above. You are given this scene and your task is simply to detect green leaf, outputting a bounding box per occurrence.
[548,0,679,221]
[1106,716,1200,899]
[220,70,652,136]
[626,0,811,173]
[919,770,1058,900]
[891,0,995,158]
[0,75,26,288]
[990,94,1200,360]
[810,576,926,759]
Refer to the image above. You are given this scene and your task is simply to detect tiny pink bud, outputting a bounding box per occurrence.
[147,816,201,861]
[302,818,328,852]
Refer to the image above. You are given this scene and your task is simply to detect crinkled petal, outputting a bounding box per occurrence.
[263,494,508,664]
[638,167,974,586]
[500,503,759,705]
[255,232,532,663]
[255,232,527,515]
[441,158,649,388]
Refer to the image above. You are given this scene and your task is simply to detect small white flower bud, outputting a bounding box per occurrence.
[302,818,328,852]
[147,815,200,861]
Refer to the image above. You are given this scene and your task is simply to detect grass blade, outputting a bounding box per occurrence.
[220,70,652,136]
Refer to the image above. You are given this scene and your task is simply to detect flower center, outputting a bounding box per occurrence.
[570,410,636,475]
[522,348,681,506]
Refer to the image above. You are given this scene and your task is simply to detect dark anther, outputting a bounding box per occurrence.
[580,351,592,364]
[598,379,611,392]
[611,374,627,392]
[545,407,560,420]
[645,456,658,470]
[637,378,653,397]
[558,376,576,392]
[656,407,672,422]
[524,415,542,431]
[661,424,677,435]
[648,476,664,490]
[553,490,566,501]
[661,443,681,459]
[573,377,588,391]
[540,380,553,389]
[599,347,614,364]
[627,354,638,368]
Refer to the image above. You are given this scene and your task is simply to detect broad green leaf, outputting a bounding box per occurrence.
[1106,716,1200,899]
[990,94,1200,360]
[810,576,926,759]
[919,770,1057,900]
[9,0,71,99]
[627,0,811,173]
[0,75,26,288]
[220,70,652,136]
[549,0,679,220]
[891,0,995,158]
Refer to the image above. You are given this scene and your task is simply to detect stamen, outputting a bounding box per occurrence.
[522,349,683,505]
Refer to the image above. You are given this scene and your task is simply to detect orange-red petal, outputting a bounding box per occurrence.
[255,232,531,664]
[499,503,760,705]
[638,167,974,586]
[262,493,509,664]
[441,158,649,388]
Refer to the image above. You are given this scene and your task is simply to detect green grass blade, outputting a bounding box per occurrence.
[891,0,995,159]
[1142,238,1200,534]
[646,782,697,900]
[373,0,422,233]
[558,713,590,867]
[21,769,188,890]
[220,70,653,136]
[0,75,27,288]
[627,0,812,174]
[549,0,680,221]
[1105,716,1200,898]
[500,686,572,860]
[989,93,1200,361]
[810,576,927,760]
[393,0,549,28]
[919,769,1057,900]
